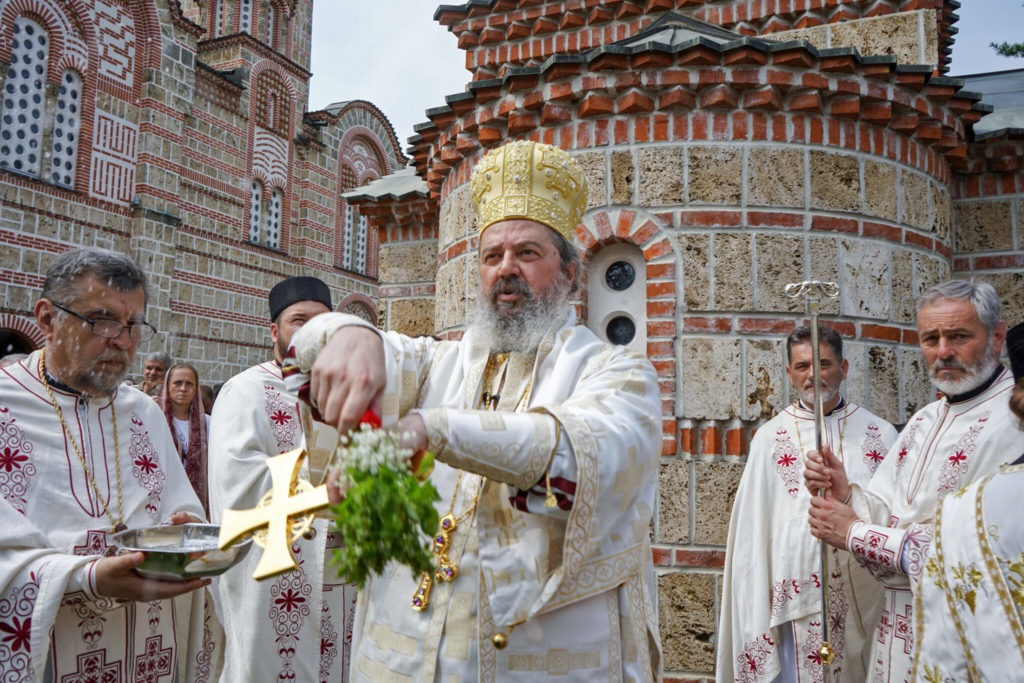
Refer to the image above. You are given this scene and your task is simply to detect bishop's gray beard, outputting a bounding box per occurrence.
[928,337,1000,397]
[470,275,571,354]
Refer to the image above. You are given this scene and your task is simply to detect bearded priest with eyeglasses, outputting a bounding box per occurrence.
[0,247,223,682]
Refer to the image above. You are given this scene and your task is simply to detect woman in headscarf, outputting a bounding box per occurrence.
[161,362,210,516]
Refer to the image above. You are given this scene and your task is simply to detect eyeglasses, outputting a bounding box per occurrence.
[51,302,157,342]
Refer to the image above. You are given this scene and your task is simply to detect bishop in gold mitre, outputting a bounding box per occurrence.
[285,139,664,681]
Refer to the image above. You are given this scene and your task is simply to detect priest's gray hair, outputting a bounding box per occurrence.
[42,247,149,308]
[146,351,171,367]
[786,325,843,363]
[551,230,581,294]
[916,280,1001,333]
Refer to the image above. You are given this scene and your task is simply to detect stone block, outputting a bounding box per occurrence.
[688,147,741,205]
[379,241,438,284]
[931,180,951,241]
[840,239,890,319]
[863,160,898,222]
[770,26,829,50]
[694,460,745,545]
[913,254,947,302]
[900,170,931,232]
[675,233,710,309]
[830,11,930,66]
[891,249,914,324]
[712,234,754,311]
[754,233,805,312]
[979,271,1024,331]
[900,348,933,423]
[680,337,741,419]
[744,339,785,421]
[388,299,435,337]
[747,147,804,208]
[810,151,860,213]
[658,459,690,544]
[658,571,716,674]
[572,151,607,208]
[637,147,684,206]
[842,341,868,409]
[867,345,899,425]
[611,151,634,204]
[808,237,841,315]
[952,200,1013,253]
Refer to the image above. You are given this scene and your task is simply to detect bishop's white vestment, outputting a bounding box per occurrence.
[845,367,1024,681]
[0,352,223,682]
[208,361,357,682]
[911,457,1024,682]
[717,399,897,683]
[290,309,663,682]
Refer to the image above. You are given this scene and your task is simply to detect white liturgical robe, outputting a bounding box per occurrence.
[208,361,357,682]
[845,367,1024,681]
[912,458,1024,682]
[0,352,222,682]
[290,309,663,682]
[718,399,897,683]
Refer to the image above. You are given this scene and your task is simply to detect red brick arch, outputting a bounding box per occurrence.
[336,293,377,325]
[0,313,45,350]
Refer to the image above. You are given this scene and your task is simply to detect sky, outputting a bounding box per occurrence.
[307,0,1024,154]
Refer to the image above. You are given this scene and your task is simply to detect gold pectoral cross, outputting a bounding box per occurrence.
[218,447,331,580]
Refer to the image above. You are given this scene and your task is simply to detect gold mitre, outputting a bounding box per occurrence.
[470,141,588,241]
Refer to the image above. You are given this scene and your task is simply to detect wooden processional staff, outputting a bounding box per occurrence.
[785,279,840,681]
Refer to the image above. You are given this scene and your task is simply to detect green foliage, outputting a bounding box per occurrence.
[991,41,1024,58]
[330,452,440,590]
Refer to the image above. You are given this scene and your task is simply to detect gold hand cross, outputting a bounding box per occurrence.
[218,447,330,580]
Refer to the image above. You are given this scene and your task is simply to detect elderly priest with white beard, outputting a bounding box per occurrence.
[805,279,1024,682]
[286,140,662,681]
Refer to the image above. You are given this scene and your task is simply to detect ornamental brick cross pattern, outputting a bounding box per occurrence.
[218,447,330,580]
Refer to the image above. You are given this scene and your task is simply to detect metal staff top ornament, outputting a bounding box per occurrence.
[217,447,330,580]
[784,279,840,674]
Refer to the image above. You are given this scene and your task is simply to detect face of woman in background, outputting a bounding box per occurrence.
[168,367,198,412]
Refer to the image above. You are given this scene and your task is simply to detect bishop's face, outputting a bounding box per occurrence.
[478,219,574,318]
[786,342,848,411]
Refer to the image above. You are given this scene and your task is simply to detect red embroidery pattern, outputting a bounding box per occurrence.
[318,602,337,682]
[0,571,38,678]
[850,527,896,578]
[0,399,37,513]
[193,600,217,683]
[772,428,801,497]
[938,416,987,495]
[900,523,934,581]
[800,619,825,683]
[73,530,112,557]
[128,416,165,517]
[824,548,848,679]
[860,423,887,474]
[736,633,776,682]
[63,649,122,683]
[61,592,116,647]
[770,574,820,617]
[894,418,923,475]
[263,385,299,452]
[133,634,172,682]
[269,544,312,681]
[894,604,914,655]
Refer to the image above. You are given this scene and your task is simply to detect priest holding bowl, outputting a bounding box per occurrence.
[0,247,224,680]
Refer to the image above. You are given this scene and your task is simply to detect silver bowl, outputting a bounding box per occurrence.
[111,523,252,581]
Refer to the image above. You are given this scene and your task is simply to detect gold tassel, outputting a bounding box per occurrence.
[545,472,557,509]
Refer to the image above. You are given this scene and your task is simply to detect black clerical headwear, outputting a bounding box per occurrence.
[268,276,332,321]
[1007,321,1024,382]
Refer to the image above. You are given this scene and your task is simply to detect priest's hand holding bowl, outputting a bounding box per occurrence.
[95,511,211,601]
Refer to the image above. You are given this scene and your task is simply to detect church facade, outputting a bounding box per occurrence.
[0,0,405,384]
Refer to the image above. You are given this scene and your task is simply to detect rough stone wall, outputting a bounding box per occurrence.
[950,134,1024,326]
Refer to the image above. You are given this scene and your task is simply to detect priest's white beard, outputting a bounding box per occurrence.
[471,274,571,354]
[928,338,1000,396]
[798,380,839,408]
[77,349,132,396]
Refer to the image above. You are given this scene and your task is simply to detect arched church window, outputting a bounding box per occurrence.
[354,212,368,274]
[214,0,225,37]
[50,70,81,188]
[239,0,253,33]
[1,17,48,178]
[266,3,277,48]
[264,187,282,249]
[248,179,263,243]
[342,203,356,271]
